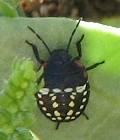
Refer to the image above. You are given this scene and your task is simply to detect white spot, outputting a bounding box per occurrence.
[38,94,42,98]
[65,116,70,120]
[80,105,84,109]
[52,102,59,108]
[39,88,49,92]
[49,93,54,97]
[52,118,56,121]
[62,103,65,106]
[51,96,57,101]
[62,94,65,97]
[75,111,81,115]
[70,95,75,100]
[53,88,62,93]
[71,116,75,120]
[82,98,87,103]
[54,110,60,116]
[39,101,43,105]
[83,91,87,96]
[69,101,75,107]
[67,110,73,116]
[76,84,86,93]
[57,117,62,120]
[46,113,52,117]
[39,88,49,95]
[72,92,77,95]
[64,88,73,92]
[42,107,47,111]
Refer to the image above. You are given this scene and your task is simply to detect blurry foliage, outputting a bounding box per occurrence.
[20,0,120,21]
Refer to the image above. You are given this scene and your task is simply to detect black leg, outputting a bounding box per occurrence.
[56,122,60,130]
[82,112,89,120]
[26,40,44,64]
[86,61,105,71]
[75,35,84,60]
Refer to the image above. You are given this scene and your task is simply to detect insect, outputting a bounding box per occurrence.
[26,19,104,129]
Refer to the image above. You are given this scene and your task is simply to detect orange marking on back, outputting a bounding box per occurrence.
[83,71,88,78]
[41,62,48,69]
[74,60,83,68]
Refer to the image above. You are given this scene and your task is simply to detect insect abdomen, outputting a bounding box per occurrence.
[35,81,90,122]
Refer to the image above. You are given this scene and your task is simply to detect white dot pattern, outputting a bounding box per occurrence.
[36,81,90,122]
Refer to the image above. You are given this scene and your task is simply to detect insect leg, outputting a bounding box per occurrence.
[26,40,44,64]
[82,112,89,120]
[75,35,84,60]
[56,122,61,130]
[86,61,105,71]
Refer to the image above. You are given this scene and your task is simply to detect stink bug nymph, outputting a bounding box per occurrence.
[26,19,104,129]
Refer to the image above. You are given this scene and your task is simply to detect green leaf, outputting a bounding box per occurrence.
[0,131,8,140]
[0,0,18,17]
[0,17,120,140]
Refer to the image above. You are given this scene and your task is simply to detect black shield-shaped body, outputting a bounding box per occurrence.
[35,49,90,126]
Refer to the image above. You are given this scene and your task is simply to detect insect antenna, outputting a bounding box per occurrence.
[66,19,81,52]
[27,26,52,55]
